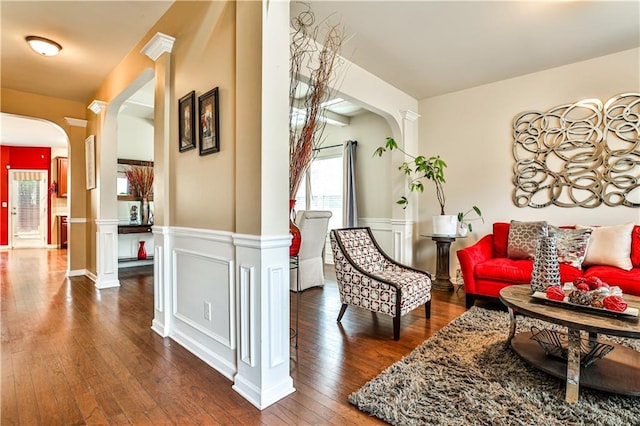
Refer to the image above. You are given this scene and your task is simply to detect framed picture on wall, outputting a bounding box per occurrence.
[198,87,220,156]
[178,91,196,152]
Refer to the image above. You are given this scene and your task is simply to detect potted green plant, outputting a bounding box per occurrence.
[375,136,482,235]
[457,206,484,237]
[374,137,447,211]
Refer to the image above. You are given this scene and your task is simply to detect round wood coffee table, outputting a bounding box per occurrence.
[499,285,640,403]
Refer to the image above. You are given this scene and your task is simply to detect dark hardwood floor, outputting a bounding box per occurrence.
[1,248,485,425]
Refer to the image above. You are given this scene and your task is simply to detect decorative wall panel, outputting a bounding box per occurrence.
[512,93,639,208]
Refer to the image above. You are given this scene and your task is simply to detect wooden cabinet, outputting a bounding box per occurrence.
[59,216,68,249]
[56,157,68,197]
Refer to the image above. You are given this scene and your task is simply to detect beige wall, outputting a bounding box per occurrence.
[171,1,238,231]
[0,88,88,270]
[235,0,264,235]
[82,1,256,274]
[417,47,640,273]
[319,111,394,219]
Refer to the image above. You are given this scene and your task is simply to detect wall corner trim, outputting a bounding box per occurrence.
[88,100,107,114]
[141,32,176,61]
[401,110,420,122]
[64,117,88,127]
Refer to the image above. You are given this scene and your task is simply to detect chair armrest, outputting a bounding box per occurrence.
[456,234,494,294]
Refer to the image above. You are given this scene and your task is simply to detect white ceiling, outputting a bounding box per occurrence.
[292,1,640,99]
[1,1,173,102]
[0,113,68,148]
[1,1,639,147]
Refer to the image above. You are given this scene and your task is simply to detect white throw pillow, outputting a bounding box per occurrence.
[576,223,634,270]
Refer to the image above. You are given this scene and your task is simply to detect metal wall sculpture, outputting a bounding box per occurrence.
[512,93,639,208]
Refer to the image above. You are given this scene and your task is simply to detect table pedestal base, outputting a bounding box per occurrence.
[511,332,640,400]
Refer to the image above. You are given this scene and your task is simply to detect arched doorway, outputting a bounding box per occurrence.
[0,113,71,257]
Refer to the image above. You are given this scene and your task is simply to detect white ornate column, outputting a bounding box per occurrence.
[62,116,88,277]
[231,0,294,410]
[87,101,121,288]
[391,109,420,266]
[141,32,175,336]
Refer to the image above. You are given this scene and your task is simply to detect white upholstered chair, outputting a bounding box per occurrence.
[290,210,333,292]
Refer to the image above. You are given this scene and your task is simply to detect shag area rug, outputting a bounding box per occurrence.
[349,307,640,426]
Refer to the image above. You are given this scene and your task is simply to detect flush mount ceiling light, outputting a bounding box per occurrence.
[26,36,62,56]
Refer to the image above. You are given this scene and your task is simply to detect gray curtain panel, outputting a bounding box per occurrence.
[343,140,358,227]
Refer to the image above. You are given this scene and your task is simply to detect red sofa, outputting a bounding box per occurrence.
[457,222,640,308]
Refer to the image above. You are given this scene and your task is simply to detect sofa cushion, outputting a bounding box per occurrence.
[475,258,583,285]
[507,220,548,260]
[493,222,510,258]
[583,266,640,297]
[476,258,533,284]
[549,225,592,269]
[631,226,640,268]
[577,223,634,271]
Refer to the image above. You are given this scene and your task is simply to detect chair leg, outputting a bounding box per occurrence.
[466,294,475,309]
[337,304,348,322]
[393,315,400,341]
[424,300,431,319]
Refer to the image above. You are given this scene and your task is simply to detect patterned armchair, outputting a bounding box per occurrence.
[330,227,432,340]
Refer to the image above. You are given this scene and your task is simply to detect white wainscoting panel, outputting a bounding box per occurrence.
[231,233,294,410]
[152,226,171,337]
[239,264,255,367]
[150,226,295,409]
[154,245,164,312]
[173,248,235,347]
[268,265,285,368]
[166,228,237,380]
[95,219,120,289]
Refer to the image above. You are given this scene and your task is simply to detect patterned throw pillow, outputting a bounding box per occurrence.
[548,226,592,269]
[507,220,548,260]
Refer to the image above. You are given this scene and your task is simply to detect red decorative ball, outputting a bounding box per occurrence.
[545,286,565,301]
[603,295,628,312]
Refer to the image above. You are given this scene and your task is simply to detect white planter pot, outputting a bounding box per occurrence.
[458,223,469,237]
[433,215,458,235]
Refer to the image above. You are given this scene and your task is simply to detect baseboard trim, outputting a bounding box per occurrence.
[232,375,295,410]
[170,329,236,381]
[67,269,88,277]
[151,320,169,337]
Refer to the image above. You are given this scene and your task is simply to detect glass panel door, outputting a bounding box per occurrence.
[9,170,48,248]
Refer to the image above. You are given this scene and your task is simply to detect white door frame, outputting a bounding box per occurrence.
[8,169,48,249]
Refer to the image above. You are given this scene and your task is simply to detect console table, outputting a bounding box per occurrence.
[117,225,154,267]
[421,234,465,291]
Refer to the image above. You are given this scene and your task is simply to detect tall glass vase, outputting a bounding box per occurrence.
[141,198,150,225]
[530,235,560,293]
[289,199,301,256]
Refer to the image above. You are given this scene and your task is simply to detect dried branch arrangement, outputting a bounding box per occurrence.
[125,164,154,199]
[289,5,346,199]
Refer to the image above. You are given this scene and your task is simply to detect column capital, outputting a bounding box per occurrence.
[88,100,107,114]
[141,32,176,61]
[401,110,420,122]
